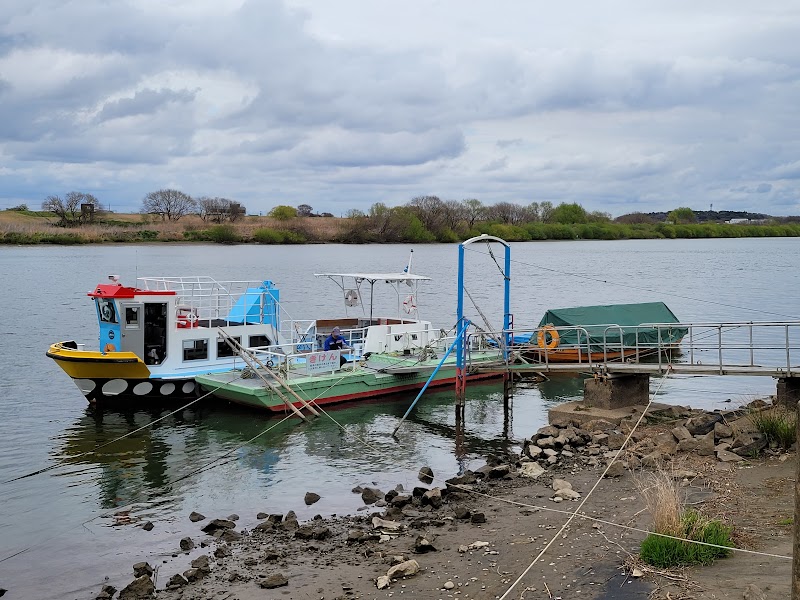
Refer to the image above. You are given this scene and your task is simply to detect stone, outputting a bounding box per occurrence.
[591,433,610,445]
[422,487,442,508]
[132,562,153,577]
[361,487,383,504]
[226,513,239,521]
[179,537,194,551]
[391,494,412,508]
[376,575,391,589]
[524,444,543,459]
[696,431,716,456]
[183,568,203,583]
[543,448,558,457]
[519,462,546,479]
[166,574,188,589]
[387,559,420,579]
[118,575,155,600]
[717,449,744,463]
[446,471,478,486]
[654,432,678,456]
[201,519,235,533]
[489,464,511,478]
[267,513,284,523]
[714,422,733,439]
[219,529,242,542]
[304,492,321,505]
[259,573,289,589]
[453,506,471,520]
[732,433,768,456]
[671,425,693,441]
[604,462,626,478]
[606,432,627,450]
[546,455,558,465]
[536,425,562,438]
[214,545,232,558]
[413,534,436,553]
[256,512,268,519]
[141,521,154,531]
[280,518,299,532]
[554,488,580,500]
[189,511,205,522]
[444,580,455,590]
[294,526,315,540]
[418,466,434,483]
[685,413,723,436]
[470,512,486,524]
[191,555,211,572]
[677,438,699,453]
[552,478,572,492]
[743,583,767,600]
[641,451,663,467]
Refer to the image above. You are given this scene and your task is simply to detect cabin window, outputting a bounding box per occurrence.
[98,299,117,323]
[183,339,208,361]
[125,306,140,328]
[217,336,241,358]
[248,334,272,348]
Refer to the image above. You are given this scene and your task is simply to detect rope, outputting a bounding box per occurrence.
[498,367,671,600]
[1,375,244,485]
[486,241,510,281]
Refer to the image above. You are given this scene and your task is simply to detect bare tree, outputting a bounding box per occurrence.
[462,198,485,227]
[442,200,466,231]
[142,189,196,221]
[297,204,314,217]
[408,195,447,232]
[42,191,100,226]
[197,197,245,223]
[485,201,528,225]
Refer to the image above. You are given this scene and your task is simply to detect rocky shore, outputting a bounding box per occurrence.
[90,400,793,600]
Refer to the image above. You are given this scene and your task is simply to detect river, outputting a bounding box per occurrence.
[0,238,797,598]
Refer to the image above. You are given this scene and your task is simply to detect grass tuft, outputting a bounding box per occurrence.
[750,406,796,449]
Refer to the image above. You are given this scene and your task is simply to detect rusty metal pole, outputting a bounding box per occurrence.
[793,400,800,600]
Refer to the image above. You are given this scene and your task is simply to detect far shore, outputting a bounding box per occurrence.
[3,210,800,246]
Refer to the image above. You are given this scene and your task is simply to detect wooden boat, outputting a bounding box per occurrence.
[519,302,687,364]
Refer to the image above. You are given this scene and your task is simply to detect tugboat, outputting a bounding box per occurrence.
[47,276,288,403]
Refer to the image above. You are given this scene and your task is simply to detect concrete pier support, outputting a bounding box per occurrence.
[584,374,650,410]
[777,377,800,409]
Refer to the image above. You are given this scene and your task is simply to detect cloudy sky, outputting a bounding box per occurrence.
[1,0,799,217]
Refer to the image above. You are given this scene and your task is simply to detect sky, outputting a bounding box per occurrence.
[1,0,799,217]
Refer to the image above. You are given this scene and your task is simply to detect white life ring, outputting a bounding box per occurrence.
[402,295,417,314]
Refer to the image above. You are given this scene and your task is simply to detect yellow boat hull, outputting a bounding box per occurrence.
[46,343,151,379]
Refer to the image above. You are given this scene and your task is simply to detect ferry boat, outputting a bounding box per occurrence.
[47,276,291,403]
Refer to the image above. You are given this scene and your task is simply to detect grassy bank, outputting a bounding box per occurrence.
[2,210,800,245]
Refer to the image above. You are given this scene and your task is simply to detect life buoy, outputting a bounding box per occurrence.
[103,343,116,353]
[537,325,560,349]
[177,311,199,328]
[402,295,417,314]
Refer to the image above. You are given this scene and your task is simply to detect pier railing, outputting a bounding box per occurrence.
[483,320,800,377]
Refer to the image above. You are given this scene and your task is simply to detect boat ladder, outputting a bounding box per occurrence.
[217,329,320,420]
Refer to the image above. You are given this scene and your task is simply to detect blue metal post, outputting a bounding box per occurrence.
[392,320,471,436]
[503,244,511,359]
[456,243,466,399]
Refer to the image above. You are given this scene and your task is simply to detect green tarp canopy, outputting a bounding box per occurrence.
[537,302,687,350]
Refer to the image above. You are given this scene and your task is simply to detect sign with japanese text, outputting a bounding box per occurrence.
[306,350,340,374]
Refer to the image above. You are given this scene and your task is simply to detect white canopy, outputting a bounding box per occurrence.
[314,272,430,282]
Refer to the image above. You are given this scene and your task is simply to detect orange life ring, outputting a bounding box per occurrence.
[537,325,560,349]
[103,343,116,353]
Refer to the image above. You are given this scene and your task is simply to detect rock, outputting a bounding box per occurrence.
[259,573,289,589]
[256,512,268,519]
[413,534,436,553]
[536,436,556,448]
[166,574,188,589]
[267,513,284,523]
[373,516,403,530]
[280,518,299,532]
[254,520,274,532]
[671,425,693,441]
[422,487,442,508]
[743,583,767,600]
[732,433,768,456]
[714,422,733,439]
[655,432,678,456]
[677,438,699,453]
[179,537,194,551]
[294,526,315,540]
[696,431,716,456]
[182,568,203,583]
[453,506,471,520]
[141,521,154,531]
[524,444,543,459]
[685,413,723,436]
[470,512,486,524]
[604,462,626,478]
[214,545,232,558]
[412,486,429,497]
[519,462,546,479]
[717,449,744,463]
[227,513,239,521]
[189,511,205,523]
[304,492,321,505]
[390,494,412,508]
[446,472,477,486]
[591,433,609,445]
[133,562,153,577]
[361,487,383,505]
[583,419,616,431]
[489,464,511,478]
[606,432,627,450]
[118,575,155,600]
[100,584,116,598]
[191,555,211,573]
[552,478,572,492]
[536,425,562,438]
[387,559,420,579]
[418,466,434,483]
[444,580,455,590]
[218,529,242,542]
[641,451,663,467]
[201,519,235,533]
[554,488,580,500]
[376,575,391,589]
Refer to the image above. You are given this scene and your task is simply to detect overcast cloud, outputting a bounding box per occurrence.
[1,0,798,216]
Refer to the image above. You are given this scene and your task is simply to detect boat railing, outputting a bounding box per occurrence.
[138,276,279,325]
[496,320,800,373]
